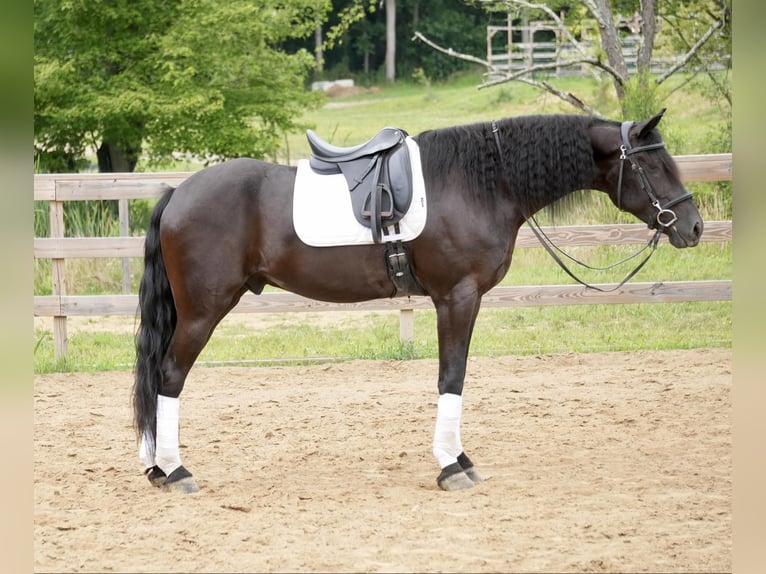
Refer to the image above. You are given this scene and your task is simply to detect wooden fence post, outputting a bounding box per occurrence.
[399,308,414,344]
[49,198,68,360]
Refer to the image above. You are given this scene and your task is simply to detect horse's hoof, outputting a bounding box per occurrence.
[463,467,484,484]
[436,462,474,491]
[457,452,484,484]
[159,465,200,494]
[161,476,200,493]
[145,466,167,487]
[438,471,474,491]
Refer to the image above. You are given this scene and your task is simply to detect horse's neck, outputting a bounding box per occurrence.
[494,116,596,218]
[521,164,594,218]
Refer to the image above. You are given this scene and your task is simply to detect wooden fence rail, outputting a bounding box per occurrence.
[34,154,732,360]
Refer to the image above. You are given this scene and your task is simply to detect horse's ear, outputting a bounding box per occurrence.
[636,108,666,138]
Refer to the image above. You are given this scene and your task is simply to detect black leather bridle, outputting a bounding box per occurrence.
[616,120,694,230]
[490,119,694,292]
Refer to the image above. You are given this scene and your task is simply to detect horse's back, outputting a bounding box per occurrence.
[163,158,294,227]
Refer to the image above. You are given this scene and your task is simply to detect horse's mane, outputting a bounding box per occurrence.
[415,114,605,217]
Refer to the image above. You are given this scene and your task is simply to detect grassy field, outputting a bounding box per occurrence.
[33,73,732,373]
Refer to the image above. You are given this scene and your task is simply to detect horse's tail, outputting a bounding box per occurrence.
[132,185,177,453]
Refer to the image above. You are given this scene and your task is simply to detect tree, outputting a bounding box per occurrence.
[414,0,730,118]
[34,0,331,173]
[385,0,397,81]
[312,0,487,83]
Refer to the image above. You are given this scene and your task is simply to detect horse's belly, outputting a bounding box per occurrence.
[263,245,396,303]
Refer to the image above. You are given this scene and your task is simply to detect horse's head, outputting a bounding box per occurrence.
[591,109,703,248]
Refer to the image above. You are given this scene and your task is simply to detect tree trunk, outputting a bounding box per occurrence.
[636,0,657,106]
[593,0,628,100]
[385,0,396,82]
[637,0,657,73]
[96,142,139,173]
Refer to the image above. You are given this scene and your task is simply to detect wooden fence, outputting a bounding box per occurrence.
[34,154,732,360]
[484,18,725,79]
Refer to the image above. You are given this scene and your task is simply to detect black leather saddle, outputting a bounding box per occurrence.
[307,127,414,244]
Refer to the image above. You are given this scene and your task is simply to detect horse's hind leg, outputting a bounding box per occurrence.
[151,299,242,493]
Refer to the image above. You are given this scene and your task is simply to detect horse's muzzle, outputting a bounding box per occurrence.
[666,218,703,248]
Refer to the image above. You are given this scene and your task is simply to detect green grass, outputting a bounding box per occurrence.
[33,73,731,373]
[33,299,731,374]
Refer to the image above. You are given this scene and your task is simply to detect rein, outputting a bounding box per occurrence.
[490,119,694,292]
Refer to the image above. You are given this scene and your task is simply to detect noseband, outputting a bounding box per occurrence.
[489,119,694,292]
[616,120,694,230]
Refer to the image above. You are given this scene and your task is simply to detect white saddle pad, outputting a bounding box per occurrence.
[293,136,427,247]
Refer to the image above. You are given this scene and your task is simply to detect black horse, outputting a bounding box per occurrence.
[133,110,702,493]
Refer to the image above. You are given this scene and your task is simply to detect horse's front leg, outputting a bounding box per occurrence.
[432,285,485,491]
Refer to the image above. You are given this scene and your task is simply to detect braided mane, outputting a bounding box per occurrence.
[416,114,606,216]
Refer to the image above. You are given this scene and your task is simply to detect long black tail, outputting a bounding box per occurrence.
[132,185,177,453]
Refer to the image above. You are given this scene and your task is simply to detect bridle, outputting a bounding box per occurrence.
[616,120,693,230]
[490,119,694,292]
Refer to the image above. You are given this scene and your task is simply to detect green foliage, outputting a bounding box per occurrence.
[129,200,154,236]
[323,0,379,51]
[411,67,430,87]
[619,70,686,154]
[661,0,731,73]
[34,0,331,170]
[620,70,664,121]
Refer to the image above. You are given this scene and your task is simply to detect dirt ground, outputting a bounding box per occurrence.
[34,348,731,573]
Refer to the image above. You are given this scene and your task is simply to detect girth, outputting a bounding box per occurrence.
[307,127,414,245]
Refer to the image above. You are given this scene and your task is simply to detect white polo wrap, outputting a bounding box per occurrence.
[155,394,183,476]
[432,393,463,469]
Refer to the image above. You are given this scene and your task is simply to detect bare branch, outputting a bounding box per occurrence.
[537,79,605,118]
[655,16,724,85]
[664,71,697,98]
[412,31,496,71]
[479,74,605,118]
[658,3,730,107]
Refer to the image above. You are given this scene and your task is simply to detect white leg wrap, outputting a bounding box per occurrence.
[155,394,182,476]
[432,393,463,469]
[138,431,155,470]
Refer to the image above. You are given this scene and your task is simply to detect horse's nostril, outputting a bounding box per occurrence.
[693,220,703,239]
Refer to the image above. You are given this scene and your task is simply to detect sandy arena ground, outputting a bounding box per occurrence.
[34,348,730,573]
